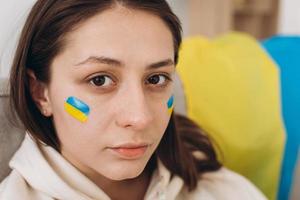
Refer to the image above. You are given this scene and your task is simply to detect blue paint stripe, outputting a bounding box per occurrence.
[66,96,90,115]
[167,95,174,109]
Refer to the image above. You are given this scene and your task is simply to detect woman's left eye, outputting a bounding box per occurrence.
[146,74,171,86]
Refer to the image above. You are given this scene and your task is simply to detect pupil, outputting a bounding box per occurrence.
[149,75,160,84]
[93,76,105,86]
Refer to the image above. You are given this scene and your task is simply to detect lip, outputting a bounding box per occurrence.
[110,142,150,149]
[108,143,151,160]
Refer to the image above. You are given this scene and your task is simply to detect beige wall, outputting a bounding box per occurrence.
[187,0,232,37]
[0,0,35,78]
[278,0,300,34]
[173,0,279,39]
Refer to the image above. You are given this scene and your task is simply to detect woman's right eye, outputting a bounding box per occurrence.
[89,75,114,87]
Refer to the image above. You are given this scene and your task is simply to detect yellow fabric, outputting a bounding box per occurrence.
[176,32,286,200]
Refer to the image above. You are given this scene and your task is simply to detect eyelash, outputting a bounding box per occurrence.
[145,73,173,88]
[88,73,116,89]
[87,73,172,90]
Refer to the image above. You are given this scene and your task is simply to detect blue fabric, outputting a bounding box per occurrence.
[262,36,300,200]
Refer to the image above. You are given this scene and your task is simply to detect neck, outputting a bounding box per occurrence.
[87,167,152,200]
[85,156,157,200]
[61,148,157,200]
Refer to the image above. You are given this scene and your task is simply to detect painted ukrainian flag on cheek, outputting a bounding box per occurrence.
[64,96,90,122]
[167,95,174,115]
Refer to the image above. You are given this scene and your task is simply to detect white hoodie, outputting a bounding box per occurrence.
[0,133,267,200]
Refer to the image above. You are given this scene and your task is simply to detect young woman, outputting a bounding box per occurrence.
[0,0,267,199]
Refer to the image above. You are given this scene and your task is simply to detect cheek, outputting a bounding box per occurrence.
[51,91,119,147]
[50,93,105,152]
[151,96,174,137]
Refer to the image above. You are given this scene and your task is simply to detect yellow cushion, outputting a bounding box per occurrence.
[177,32,286,200]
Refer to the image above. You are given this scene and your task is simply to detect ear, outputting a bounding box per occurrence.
[27,69,52,117]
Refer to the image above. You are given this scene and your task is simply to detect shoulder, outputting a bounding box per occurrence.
[0,170,52,200]
[179,167,267,200]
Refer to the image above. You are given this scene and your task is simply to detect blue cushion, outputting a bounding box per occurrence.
[262,36,300,200]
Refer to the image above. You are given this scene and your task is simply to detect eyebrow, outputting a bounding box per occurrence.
[75,56,175,70]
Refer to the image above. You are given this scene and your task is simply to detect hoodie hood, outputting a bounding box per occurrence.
[8,133,184,200]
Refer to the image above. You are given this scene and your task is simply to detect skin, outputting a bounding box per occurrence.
[29,5,175,200]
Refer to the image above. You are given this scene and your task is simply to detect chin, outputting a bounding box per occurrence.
[101,159,148,181]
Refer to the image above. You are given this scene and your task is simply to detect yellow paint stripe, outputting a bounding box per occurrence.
[168,106,174,115]
[64,102,88,122]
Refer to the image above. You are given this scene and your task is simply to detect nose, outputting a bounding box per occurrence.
[115,85,154,131]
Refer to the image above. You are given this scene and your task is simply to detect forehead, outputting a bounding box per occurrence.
[61,6,174,65]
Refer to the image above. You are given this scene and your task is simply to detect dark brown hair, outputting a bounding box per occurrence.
[9,0,221,191]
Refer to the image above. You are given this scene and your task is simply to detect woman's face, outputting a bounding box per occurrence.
[45,6,175,180]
